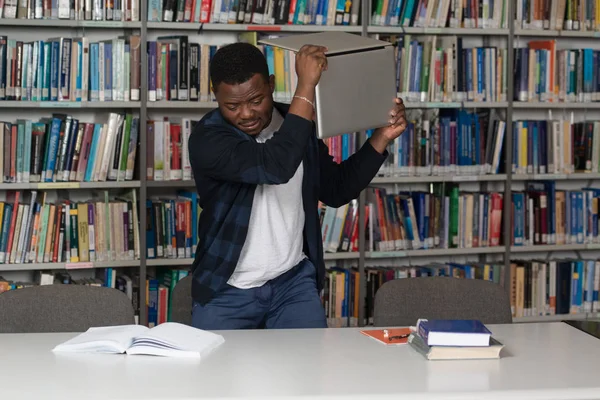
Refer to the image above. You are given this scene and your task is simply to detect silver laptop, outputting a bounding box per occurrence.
[259,32,397,139]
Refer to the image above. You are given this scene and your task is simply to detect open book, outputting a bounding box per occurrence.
[52,322,225,358]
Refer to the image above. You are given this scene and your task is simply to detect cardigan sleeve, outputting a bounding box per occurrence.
[318,138,388,207]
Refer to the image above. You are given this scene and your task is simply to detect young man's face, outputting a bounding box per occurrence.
[213,73,275,137]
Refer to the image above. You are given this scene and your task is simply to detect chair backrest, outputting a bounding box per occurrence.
[169,275,193,326]
[373,277,513,327]
[0,285,136,333]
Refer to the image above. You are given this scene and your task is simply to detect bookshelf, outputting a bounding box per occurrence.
[2,0,600,327]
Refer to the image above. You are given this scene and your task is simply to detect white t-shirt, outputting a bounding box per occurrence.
[227,108,306,289]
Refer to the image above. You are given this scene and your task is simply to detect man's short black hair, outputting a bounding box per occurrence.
[210,42,270,89]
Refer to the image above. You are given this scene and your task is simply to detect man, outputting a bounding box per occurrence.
[188,42,406,330]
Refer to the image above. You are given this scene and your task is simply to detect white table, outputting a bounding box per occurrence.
[2,322,600,400]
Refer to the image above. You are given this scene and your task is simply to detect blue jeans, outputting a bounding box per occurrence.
[191,258,327,330]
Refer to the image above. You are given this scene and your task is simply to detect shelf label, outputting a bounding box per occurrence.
[587,244,600,250]
[426,102,460,108]
[452,175,479,182]
[247,25,281,31]
[82,21,127,28]
[532,174,567,180]
[66,262,94,270]
[424,28,442,34]
[37,182,81,189]
[40,102,81,108]
[371,251,407,258]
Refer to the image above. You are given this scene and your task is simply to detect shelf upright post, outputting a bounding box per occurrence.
[139,0,149,326]
[356,0,371,327]
[503,0,514,292]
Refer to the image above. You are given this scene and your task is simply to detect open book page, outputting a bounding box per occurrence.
[52,325,150,354]
[125,322,225,358]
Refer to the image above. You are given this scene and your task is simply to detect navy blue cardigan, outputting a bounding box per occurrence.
[188,102,388,305]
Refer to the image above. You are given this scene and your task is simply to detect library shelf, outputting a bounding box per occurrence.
[366,247,506,259]
[146,258,194,267]
[146,101,508,110]
[512,173,600,181]
[513,102,600,109]
[459,101,509,108]
[0,260,140,272]
[146,180,196,188]
[0,101,141,109]
[514,28,600,38]
[509,244,600,253]
[0,181,141,190]
[146,253,362,265]
[405,101,460,109]
[371,174,508,184]
[513,313,600,323]
[124,253,362,266]
[146,101,217,109]
[0,19,141,28]
[4,1,598,328]
[324,252,360,260]
[400,100,508,109]
[146,22,362,32]
[368,26,509,36]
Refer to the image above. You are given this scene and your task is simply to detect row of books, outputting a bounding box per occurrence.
[0,190,140,265]
[146,116,358,182]
[378,35,509,103]
[147,268,189,326]
[4,34,600,106]
[320,199,359,254]
[146,118,193,181]
[510,259,600,318]
[2,0,599,32]
[145,194,200,260]
[515,41,600,103]
[372,0,508,29]
[360,258,600,325]
[5,114,600,186]
[516,0,600,31]
[512,119,600,176]
[0,113,138,184]
[147,37,297,104]
[324,132,357,164]
[361,182,600,251]
[365,185,504,251]
[0,0,140,20]
[372,109,506,178]
[148,0,361,25]
[510,182,600,247]
[0,35,142,102]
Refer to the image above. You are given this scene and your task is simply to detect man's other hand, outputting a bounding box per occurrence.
[369,97,407,154]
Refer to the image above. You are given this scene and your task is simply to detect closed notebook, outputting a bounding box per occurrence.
[52,322,225,358]
[361,328,412,345]
[417,319,492,347]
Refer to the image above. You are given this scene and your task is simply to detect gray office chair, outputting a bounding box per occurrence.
[373,276,513,327]
[169,275,193,326]
[0,284,136,333]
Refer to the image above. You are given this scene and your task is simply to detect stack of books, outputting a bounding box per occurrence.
[408,319,504,360]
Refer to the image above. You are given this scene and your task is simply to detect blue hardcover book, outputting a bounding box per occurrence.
[49,40,60,101]
[417,319,492,347]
